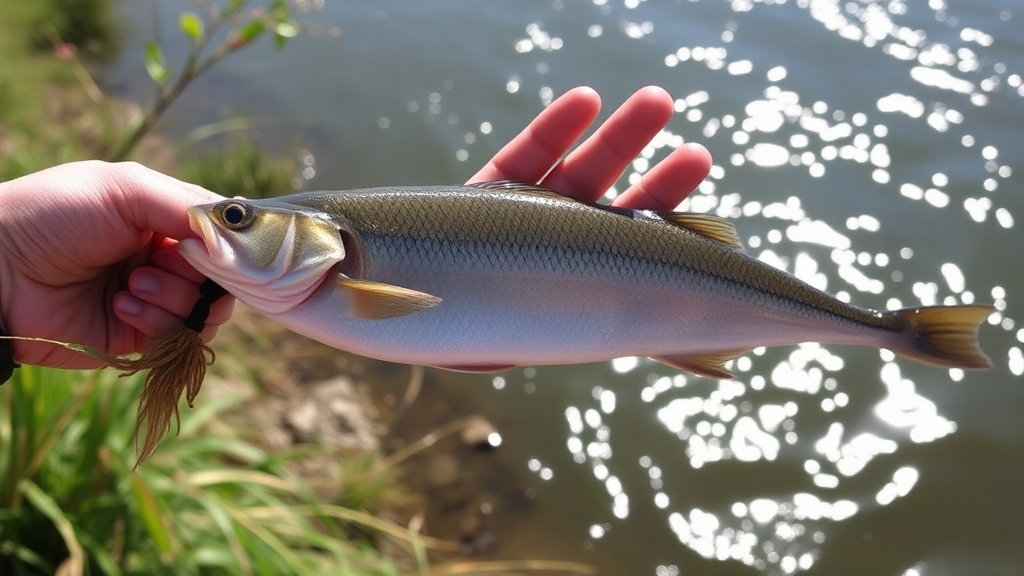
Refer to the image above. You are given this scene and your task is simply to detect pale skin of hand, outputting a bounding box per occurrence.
[0,161,235,369]
[0,85,711,370]
[470,85,711,209]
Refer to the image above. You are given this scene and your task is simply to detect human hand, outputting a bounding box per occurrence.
[0,161,234,369]
[469,85,712,210]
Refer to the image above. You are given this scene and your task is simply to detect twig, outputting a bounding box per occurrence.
[379,416,477,471]
[106,0,264,161]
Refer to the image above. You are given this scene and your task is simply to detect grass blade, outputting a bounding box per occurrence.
[431,560,599,575]
[18,479,85,576]
[130,474,174,560]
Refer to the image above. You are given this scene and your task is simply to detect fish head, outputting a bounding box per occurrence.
[179,199,345,315]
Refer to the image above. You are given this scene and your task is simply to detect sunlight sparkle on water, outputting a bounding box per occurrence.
[940,263,965,293]
[565,406,583,434]
[875,363,957,442]
[787,220,850,250]
[515,22,563,53]
[527,458,554,481]
[612,356,639,373]
[1009,347,1024,376]
[600,389,617,414]
[746,143,789,167]
[496,0,1024,572]
[876,466,919,505]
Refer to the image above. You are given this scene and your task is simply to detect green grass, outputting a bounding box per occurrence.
[25,0,119,57]
[0,0,104,181]
[178,138,300,199]
[0,3,418,571]
[0,366,421,576]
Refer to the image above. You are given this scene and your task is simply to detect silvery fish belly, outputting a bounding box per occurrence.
[178,182,993,379]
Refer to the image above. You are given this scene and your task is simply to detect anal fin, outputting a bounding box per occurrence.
[433,363,517,373]
[651,350,751,380]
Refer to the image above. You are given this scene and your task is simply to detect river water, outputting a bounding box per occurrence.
[101,1,1023,574]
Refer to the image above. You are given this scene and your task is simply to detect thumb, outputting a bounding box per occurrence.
[110,161,226,240]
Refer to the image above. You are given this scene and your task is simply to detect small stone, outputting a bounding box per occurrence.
[283,400,319,443]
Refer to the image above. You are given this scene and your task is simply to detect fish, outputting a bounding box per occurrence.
[177,181,993,379]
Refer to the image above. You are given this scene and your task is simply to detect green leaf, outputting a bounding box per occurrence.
[236,20,266,46]
[143,40,171,86]
[273,20,298,50]
[275,21,299,38]
[179,12,204,42]
[0,543,52,573]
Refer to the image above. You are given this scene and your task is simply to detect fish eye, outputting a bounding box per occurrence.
[219,202,254,229]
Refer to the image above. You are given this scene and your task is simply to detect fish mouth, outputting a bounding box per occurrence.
[186,206,212,240]
[178,207,219,268]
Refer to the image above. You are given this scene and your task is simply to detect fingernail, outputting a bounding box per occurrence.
[116,294,143,316]
[133,270,161,295]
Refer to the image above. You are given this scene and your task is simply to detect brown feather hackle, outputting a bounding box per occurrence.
[110,279,226,470]
[112,330,215,470]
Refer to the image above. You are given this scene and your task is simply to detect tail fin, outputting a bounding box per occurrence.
[886,305,994,369]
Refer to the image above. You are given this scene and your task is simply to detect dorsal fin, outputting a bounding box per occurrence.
[466,180,563,198]
[654,211,744,251]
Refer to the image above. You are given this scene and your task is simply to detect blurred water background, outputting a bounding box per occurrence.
[100,1,1022,574]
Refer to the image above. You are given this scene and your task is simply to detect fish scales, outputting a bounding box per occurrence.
[179,183,993,377]
[292,187,892,331]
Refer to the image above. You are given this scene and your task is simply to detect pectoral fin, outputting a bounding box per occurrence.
[336,276,442,319]
[651,349,750,379]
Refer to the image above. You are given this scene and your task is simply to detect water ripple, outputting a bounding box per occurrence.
[487,0,1022,573]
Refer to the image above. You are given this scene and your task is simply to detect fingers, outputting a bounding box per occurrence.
[542,86,675,202]
[468,86,601,184]
[468,86,701,209]
[151,238,206,283]
[114,266,235,341]
[612,143,713,210]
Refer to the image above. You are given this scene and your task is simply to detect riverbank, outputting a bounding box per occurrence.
[58,0,1024,573]
[0,3,570,573]
[213,305,553,562]
[0,1,163,177]
[0,3,415,573]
